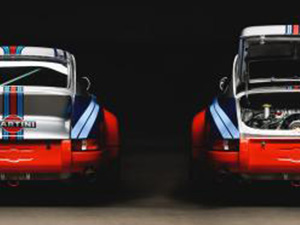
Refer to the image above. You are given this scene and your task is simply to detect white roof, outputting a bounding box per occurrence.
[241,25,300,37]
[0,46,70,60]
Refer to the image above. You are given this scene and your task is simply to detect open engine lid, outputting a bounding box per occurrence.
[241,25,300,37]
[236,32,300,94]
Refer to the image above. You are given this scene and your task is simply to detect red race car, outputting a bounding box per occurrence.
[191,25,300,186]
[0,46,120,187]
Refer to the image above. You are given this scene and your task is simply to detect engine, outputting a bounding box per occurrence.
[242,105,300,130]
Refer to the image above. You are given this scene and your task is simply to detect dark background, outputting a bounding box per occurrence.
[0,6,300,180]
[1,6,299,146]
[1,5,300,210]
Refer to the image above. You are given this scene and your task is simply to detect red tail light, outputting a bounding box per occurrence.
[212,139,239,151]
[72,139,100,151]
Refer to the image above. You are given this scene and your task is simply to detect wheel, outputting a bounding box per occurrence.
[189,155,215,189]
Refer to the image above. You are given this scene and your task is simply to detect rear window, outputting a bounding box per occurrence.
[0,64,68,88]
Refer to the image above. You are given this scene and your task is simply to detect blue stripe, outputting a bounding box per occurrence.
[2,86,9,140]
[54,48,58,57]
[16,46,24,55]
[17,86,24,117]
[213,99,240,139]
[78,104,100,139]
[2,46,9,55]
[210,104,232,139]
[17,86,24,140]
[4,86,9,117]
[71,100,96,139]
[3,130,8,140]
[288,25,293,35]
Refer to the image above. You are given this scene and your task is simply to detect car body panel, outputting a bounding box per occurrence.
[192,25,300,182]
[0,46,120,183]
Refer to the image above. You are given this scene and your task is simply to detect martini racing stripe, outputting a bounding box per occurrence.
[78,103,100,139]
[16,86,24,140]
[213,99,239,139]
[2,86,10,140]
[210,104,232,139]
[71,98,100,139]
[210,98,239,139]
[1,46,24,55]
[286,25,300,35]
[2,86,24,140]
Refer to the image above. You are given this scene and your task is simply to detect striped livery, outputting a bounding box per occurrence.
[1,46,24,55]
[2,86,24,140]
[209,98,239,139]
[286,25,300,35]
[0,46,69,60]
[242,25,300,37]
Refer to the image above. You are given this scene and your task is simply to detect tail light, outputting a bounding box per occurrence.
[212,139,239,151]
[72,139,100,151]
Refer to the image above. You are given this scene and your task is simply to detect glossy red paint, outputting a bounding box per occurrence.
[0,140,71,173]
[71,150,103,173]
[198,138,300,175]
[294,25,299,35]
[240,138,300,173]
[207,151,239,172]
[0,109,120,180]
[191,109,206,159]
[9,46,17,55]
[103,109,120,159]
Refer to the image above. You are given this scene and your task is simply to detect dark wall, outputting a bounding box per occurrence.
[1,6,299,144]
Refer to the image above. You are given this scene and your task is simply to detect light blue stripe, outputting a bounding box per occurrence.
[16,46,24,55]
[210,104,232,139]
[288,25,293,34]
[4,86,9,117]
[3,82,8,139]
[71,100,96,139]
[2,87,8,140]
[2,46,9,55]
[17,86,24,140]
[78,104,100,139]
[17,86,24,117]
[3,130,8,140]
[213,99,240,139]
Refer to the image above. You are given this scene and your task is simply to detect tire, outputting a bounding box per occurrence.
[103,156,121,188]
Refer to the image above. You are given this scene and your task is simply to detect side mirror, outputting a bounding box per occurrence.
[219,76,229,93]
[81,76,91,91]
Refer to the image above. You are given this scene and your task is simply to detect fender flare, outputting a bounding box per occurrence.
[191,109,207,160]
[102,109,120,159]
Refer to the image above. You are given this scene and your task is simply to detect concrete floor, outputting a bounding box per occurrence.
[1,143,300,225]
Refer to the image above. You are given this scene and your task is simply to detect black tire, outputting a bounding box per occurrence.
[189,156,213,187]
[103,156,121,188]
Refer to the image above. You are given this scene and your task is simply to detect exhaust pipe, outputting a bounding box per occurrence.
[291,181,300,188]
[7,180,20,188]
[85,167,98,184]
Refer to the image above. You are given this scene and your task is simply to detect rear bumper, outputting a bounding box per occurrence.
[71,151,103,173]
[0,140,107,181]
[206,141,300,181]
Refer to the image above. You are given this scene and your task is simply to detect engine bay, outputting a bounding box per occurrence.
[240,93,300,130]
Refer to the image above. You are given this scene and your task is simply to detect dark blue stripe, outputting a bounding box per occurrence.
[54,48,58,57]
[2,46,9,55]
[16,46,24,55]
[17,86,24,140]
[4,86,9,117]
[2,86,9,140]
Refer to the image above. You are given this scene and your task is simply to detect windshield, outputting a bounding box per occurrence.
[0,61,69,88]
